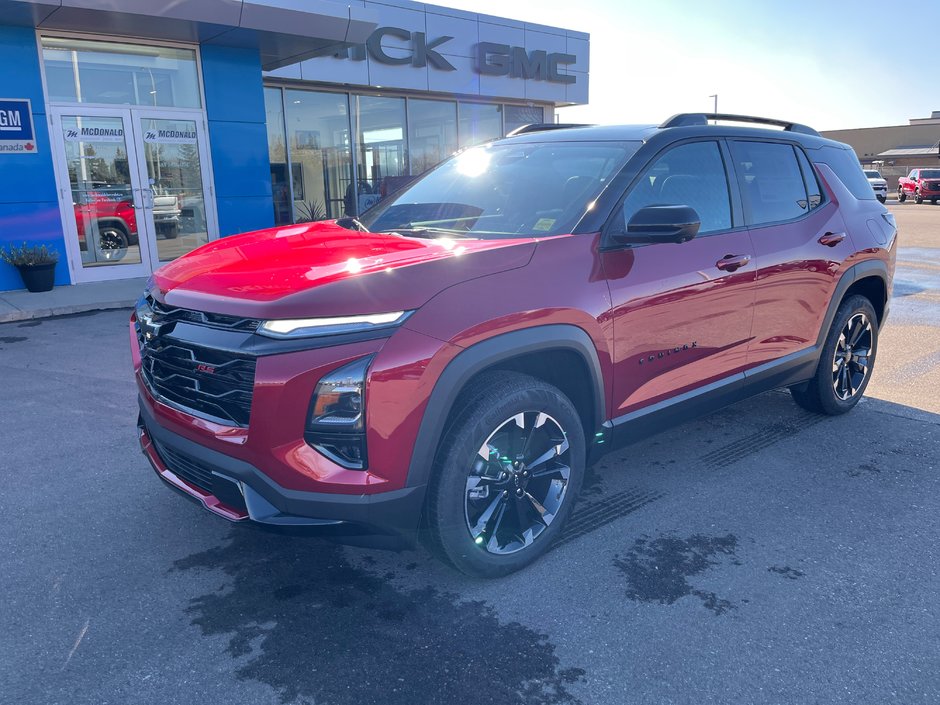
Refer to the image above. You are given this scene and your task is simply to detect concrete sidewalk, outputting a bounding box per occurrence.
[0,277,146,323]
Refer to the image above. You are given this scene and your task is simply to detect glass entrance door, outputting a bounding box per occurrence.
[54,111,153,281]
[51,107,216,283]
[135,114,214,267]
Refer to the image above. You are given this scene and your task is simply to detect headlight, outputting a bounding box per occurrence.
[259,311,411,339]
[306,356,372,469]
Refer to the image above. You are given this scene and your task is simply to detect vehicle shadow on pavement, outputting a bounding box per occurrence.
[173,531,585,705]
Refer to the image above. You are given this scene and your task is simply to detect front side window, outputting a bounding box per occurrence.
[730,141,809,225]
[621,141,732,234]
[361,140,640,239]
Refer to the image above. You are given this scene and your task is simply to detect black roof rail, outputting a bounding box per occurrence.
[505,123,593,136]
[659,113,820,137]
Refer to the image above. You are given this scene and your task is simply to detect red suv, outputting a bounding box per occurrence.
[132,113,896,577]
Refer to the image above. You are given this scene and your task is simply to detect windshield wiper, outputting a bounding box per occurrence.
[389,227,474,239]
[336,217,369,232]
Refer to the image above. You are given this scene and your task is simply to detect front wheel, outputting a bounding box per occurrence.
[915,190,924,204]
[876,194,886,204]
[897,189,906,202]
[425,371,585,577]
[790,295,878,415]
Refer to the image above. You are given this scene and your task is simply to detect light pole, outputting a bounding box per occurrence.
[709,94,718,116]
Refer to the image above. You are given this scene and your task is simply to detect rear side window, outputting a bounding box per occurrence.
[729,141,808,225]
[814,145,875,200]
[621,141,732,234]
[795,148,823,210]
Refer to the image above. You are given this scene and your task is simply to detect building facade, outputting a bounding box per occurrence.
[0,0,589,291]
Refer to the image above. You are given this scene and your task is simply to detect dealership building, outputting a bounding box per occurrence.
[0,0,589,291]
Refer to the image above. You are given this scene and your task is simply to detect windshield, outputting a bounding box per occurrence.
[359,140,640,238]
[864,170,882,179]
[920,170,940,179]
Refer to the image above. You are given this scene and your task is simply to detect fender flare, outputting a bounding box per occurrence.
[815,259,889,348]
[405,324,606,488]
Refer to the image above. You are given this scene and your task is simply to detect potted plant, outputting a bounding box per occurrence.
[0,242,60,293]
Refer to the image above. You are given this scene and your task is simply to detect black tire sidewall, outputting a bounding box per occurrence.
[429,379,585,577]
[814,295,878,414]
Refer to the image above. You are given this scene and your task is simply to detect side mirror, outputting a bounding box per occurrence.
[614,205,701,245]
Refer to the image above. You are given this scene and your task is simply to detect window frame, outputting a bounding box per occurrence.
[602,137,744,248]
[727,138,828,229]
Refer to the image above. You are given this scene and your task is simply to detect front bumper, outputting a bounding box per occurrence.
[138,399,427,548]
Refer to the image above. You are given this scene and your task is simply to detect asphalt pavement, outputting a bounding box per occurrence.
[1,204,938,705]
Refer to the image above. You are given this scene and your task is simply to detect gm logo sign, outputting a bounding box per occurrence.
[0,98,37,154]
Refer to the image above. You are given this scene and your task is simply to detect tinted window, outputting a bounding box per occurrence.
[730,141,808,225]
[795,148,823,210]
[621,141,731,234]
[814,146,875,200]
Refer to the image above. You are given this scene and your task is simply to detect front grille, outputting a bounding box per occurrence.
[148,296,261,333]
[154,438,214,493]
[139,336,256,426]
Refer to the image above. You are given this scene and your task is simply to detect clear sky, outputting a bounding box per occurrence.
[442,0,940,131]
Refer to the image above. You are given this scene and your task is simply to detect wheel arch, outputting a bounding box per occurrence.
[405,324,606,489]
[816,260,889,349]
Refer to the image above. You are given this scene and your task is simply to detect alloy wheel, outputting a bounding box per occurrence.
[464,412,571,555]
[832,312,873,401]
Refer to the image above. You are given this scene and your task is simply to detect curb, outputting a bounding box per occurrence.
[0,299,135,324]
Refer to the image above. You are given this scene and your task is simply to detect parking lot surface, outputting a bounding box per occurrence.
[1,204,938,705]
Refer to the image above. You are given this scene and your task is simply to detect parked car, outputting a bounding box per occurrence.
[897,168,940,204]
[74,187,139,261]
[132,113,896,577]
[863,169,887,203]
[151,189,181,238]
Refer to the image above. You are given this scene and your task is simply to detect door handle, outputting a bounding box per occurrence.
[818,231,846,247]
[715,254,751,272]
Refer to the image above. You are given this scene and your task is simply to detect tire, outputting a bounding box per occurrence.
[932,198,937,205]
[96,226,128,262]
[876,194,886,204]
[897,189,906,202]
[915,190,924,204]
[163,224,180,239]
[425,371,586,578]
[790,295,878,415]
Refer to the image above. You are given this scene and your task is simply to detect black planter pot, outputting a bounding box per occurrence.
[17,263,57,293]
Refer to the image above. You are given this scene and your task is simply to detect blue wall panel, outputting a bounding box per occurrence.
[0,24,69,291]
[200,45,274,237]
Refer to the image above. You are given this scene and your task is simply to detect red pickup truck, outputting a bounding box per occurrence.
[897,168,940,204]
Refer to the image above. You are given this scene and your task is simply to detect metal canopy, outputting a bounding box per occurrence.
[1,0,379,70]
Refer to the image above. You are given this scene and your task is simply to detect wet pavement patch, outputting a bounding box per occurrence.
[767,566,805,580]
[614,534,739,615]
[174,530,585,705]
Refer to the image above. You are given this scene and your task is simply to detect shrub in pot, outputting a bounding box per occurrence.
[0,242,60,293]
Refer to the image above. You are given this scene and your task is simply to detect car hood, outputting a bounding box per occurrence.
[151,220,537,319]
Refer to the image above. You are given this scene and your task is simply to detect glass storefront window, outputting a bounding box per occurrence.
[458,103,502,148]
[284,89,354,221]
[42,37,201,108]
[354,95,408,215]
[504,105,547,134]
[408,99,458,176]
[264,87,292,225]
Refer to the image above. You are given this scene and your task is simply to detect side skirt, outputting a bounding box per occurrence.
[598,346,819,453]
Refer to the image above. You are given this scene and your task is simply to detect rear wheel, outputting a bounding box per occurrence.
[425,372,585,577]
[932,198,937,205]
[790,295,877,415]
